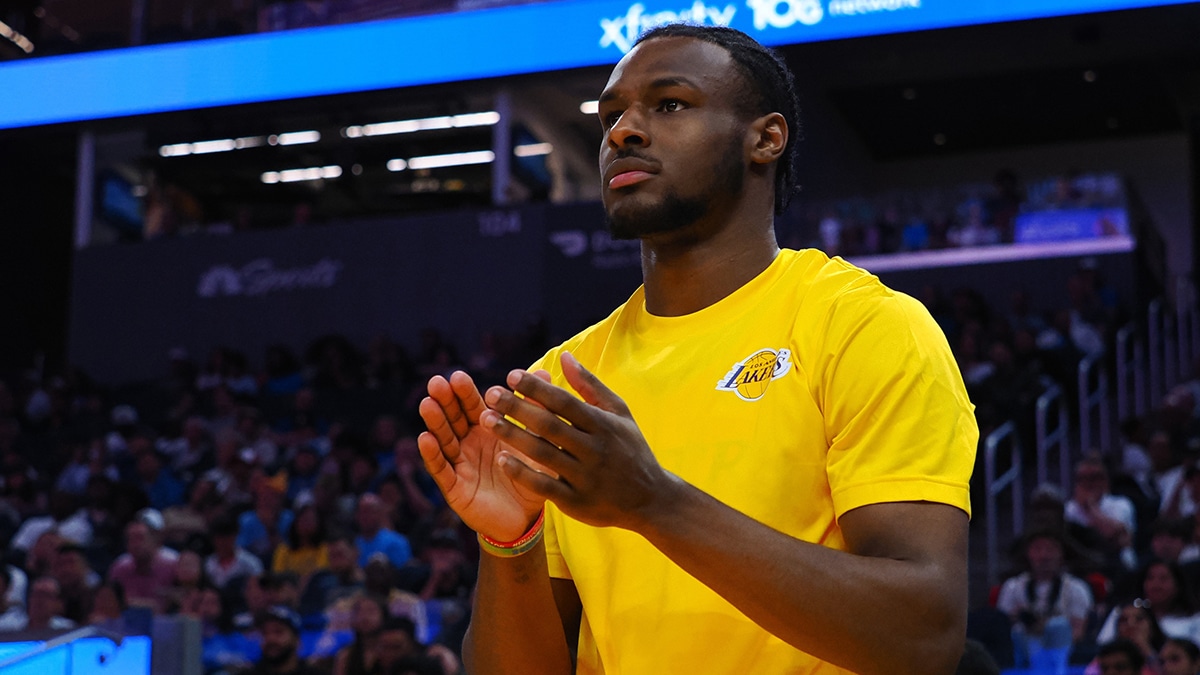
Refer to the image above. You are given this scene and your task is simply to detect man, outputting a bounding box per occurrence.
[252,605,322,675]
[107,514,179,612]
[0,576,75,632]
[205,512,264,590]
[354,493,412,569]
[1066,455,1137,570]
[51,542,100,624]
[995,530,1092,665]
[417,24,975,675]
[1095,638,1144,675]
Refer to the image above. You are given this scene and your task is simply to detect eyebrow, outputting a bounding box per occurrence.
[598,75,703,105]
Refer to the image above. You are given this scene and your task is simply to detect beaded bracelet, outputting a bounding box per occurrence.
[478,509,545,558]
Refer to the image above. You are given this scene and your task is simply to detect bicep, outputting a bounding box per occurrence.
[551,577,582,666]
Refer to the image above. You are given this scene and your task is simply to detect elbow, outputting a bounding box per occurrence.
[902,607,967,675]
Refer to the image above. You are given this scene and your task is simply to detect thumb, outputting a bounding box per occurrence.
[560,352,628,416]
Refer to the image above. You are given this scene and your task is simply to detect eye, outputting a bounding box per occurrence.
[601,110,623,129]
[659,99,685,113]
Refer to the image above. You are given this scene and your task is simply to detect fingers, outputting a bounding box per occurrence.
[481,402,582,481]
[561,352,630,416]
[418,395,463,462]
[426,372,485,440]
[416,430,458,496]
[498,451,572,503]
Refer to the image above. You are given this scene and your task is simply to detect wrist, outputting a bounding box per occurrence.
[478,509,545,558]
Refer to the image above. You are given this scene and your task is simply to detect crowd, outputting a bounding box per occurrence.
[0,236,1160,674]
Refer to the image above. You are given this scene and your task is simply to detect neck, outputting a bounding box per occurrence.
[267,653,299,673]
[639,213,778,317]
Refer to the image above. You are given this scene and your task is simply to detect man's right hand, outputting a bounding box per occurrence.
[418,370,545,541]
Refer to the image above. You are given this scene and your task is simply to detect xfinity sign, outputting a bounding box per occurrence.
[600,2,738,53]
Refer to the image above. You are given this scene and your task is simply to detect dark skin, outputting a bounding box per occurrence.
[417,36,968,675]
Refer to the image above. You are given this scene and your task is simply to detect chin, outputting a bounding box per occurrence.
[605,191,706,240]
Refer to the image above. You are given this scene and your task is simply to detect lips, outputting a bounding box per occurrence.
[604,157,659,191]
[608,170,653,190]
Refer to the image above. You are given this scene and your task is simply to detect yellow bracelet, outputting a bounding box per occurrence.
[478,510,545,558]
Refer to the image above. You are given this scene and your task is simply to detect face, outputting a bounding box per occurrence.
[597,36,752,240]
[357,496,384,532]
[1162,642,1200,675]
[176,551,202,585]
[1100,653,1138,675]
[1026,537,1063,577]
[1074,463,1107,500]
[1145,564,1179,607]
[351,596,385,634]
[329,540,357,573]
[376,628,418,667]
[28,578,62,622]
[52,549,86,586]
[125,522,155,560]
[259,620,297,665]
[1117,606,1150,641]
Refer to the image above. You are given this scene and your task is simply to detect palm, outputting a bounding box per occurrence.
[419,372,544,542]
[443,423,544,540]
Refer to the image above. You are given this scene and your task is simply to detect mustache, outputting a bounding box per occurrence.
[611,148,654,162]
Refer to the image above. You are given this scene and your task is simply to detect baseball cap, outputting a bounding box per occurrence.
[255,605,301,634]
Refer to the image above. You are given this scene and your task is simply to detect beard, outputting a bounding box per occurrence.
[605,138,745,240]
[261,641,296,667]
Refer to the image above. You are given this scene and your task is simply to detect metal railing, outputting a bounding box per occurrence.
[1115,323,1147,421]
[1078,354,1110,454]
[1035,384,1070,489]
[985,421,1024,588]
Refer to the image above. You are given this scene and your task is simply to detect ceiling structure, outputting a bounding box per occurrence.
[0,2,1198,231]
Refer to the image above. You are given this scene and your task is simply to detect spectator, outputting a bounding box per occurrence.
[188,585,260,674]
[1067,456,1138,571]
[1095,638,1147,675]
[333,593,388,675]
[9,489,92,554]
[1161,638,1200,675]
[107,514,179,612]
[300,536,363,615]
[253,605,322,675]
[1098,561,1200,645]
[51,542,99,624]
[272,498,329,582]
[376,615,459,675]
[87,580,126,626]
[0,567,23,628]
[205,512,264,590]
[284,445,322,504]
[239,479,293,563]
[1085,602,1166,675]
[162,475,223,552]
[996,530,1093,663]
[354,493,412,570]
[134,447,186,511]
[0,576,75,632]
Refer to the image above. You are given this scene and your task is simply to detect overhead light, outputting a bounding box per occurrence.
[260,165,342,184]
[514,142,553,157]
[268,131,321,146]
[388,150,496,172]
[159,135,266,157]
[0,19,35,54]
[580,101,599,115]
[343,111,500,138]
[1083,70,1097,83]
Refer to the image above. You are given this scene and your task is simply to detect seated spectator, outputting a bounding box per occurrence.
[1098,561,1200,645]
[205,512,264,590]
[0,576,75,632]
[299,536,362,616]
[165,549,207,614]
[51,542,99,624]
[997,530,1093,668]
[333,593,388,675]
[162,475,223,552]
[1151,519,1191,565]
[376,615,459,675]
[107,512,179,612]
[1067,456,1139,571]
[184,584,260,674]
[1161,637,1200,675]
[239,478,293,563]
[1096,638,1148,675]
[284,445,322,504]
[87,580,126,626]
[1085,602,1166,675]
[134,447,186,511]
[272,497,330,583]
[9,490,92,555]
[253,605,322,675]
[355,493,412,570]
[0,567,24,628]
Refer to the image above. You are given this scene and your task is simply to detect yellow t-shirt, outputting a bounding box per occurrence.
[271,542,330,579]
[531,248,977,674]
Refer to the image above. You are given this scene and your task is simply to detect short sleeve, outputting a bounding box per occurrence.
[542,503,572,580]
[815,288,977,519]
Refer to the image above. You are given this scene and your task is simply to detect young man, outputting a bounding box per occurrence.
[418,24,976,675]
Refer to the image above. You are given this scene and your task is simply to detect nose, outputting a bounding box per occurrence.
[607,106,649,150]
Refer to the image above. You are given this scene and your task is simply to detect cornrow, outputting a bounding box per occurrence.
[635,24,802,215]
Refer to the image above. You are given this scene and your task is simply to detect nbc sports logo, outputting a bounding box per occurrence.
[716,348,792,401]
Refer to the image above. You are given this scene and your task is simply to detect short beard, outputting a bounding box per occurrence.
[605,138,744,241]
[261,643,295,667]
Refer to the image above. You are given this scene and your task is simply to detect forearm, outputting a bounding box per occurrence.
[463,541,573,675]
[634,477,966,675]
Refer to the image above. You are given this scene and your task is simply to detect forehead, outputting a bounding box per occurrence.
[602,36,741,98]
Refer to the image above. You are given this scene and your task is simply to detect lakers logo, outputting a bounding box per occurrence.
[716,348,792,401]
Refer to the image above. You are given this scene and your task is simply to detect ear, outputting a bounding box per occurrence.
[749,112,787,166]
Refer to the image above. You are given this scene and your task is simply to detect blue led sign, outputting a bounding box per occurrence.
[0,0,1193,129]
